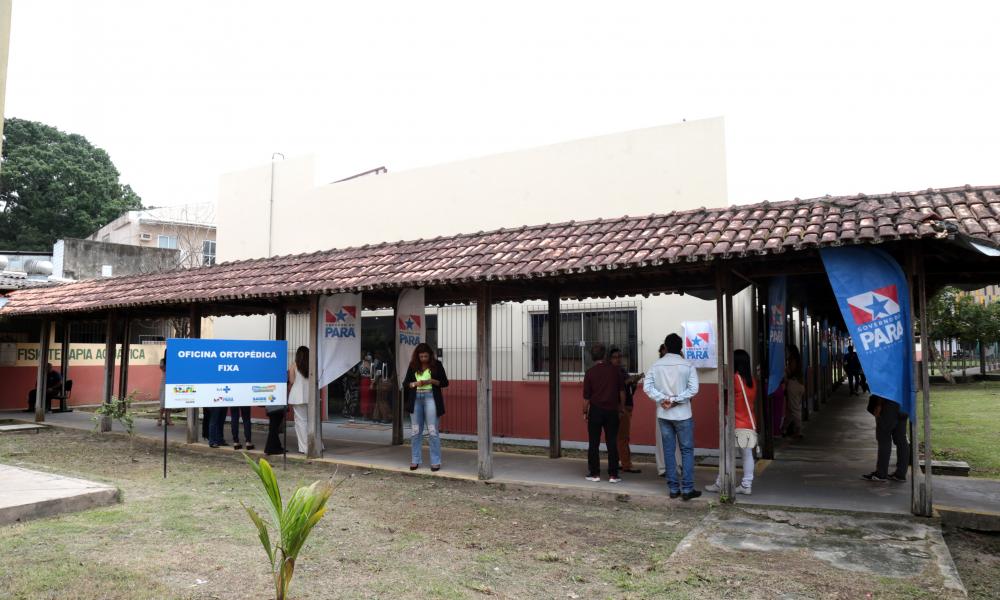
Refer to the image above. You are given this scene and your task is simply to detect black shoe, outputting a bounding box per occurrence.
[265,448,284,455]
[862,472,887,482]
[622,467,642,474]
[681,490,702,501]
[209,443,220,448]
[669,491,681,499]
[234,443,243,450]
[245,444,255,451]
[888,473,906,482]
[431,465,441,472]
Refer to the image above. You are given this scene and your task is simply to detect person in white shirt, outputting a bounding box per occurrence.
[643,333,702,500]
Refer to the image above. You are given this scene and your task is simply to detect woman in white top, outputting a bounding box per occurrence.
[288,346,323,454]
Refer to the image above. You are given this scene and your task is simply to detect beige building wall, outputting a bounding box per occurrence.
[215,118,728,380]
[88,206,217,269]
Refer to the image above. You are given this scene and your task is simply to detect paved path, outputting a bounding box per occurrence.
[0,463,119,525]
[5,390,998,519]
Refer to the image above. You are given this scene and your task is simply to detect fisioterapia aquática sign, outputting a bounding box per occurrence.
[164,338,287,409]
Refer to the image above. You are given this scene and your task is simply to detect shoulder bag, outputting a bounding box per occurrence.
[735,376,759,450]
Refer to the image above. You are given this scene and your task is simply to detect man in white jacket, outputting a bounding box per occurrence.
[643,333,701,500]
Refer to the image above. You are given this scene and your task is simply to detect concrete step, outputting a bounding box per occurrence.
[920,460,971,477]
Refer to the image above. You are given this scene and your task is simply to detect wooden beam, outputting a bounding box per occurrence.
[34,318,51,423]
[118,316,131,401]
[391,294,404,446]
[914,249,934,517]
[547,289,561,458]
[477,285,494,480]
[307,295,322,458]
[59,320,70,404]
[100,313,116,432]
[723,269,737,500]
[755,284,774,459]
[186,305,202,444]
[715,268,733,499]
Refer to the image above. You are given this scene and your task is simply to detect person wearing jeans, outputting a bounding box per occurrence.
[864,395,909,482]
[582,343,625,483]
[403,342,449,472]
[644,333,701,500]
[207,406,227,448]
[230,405,253,450]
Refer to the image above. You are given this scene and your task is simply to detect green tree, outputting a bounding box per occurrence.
[0,117,142,250]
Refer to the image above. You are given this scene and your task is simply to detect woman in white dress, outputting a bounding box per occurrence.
[288,346,323,454]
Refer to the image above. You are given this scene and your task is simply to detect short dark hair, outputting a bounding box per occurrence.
[590,343,607,362]
[664,334,683,356]
[608,346,622,357]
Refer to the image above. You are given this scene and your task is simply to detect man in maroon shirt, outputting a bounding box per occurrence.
[583,343,625,483]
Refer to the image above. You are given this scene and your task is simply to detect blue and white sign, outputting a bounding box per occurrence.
[821,246,914,415]
[164,339,288,409]
[767,275,787,395]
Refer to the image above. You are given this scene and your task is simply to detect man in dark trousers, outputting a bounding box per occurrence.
[26,363,62,412]
[582,343,625,483]
[845,345,863,395]
[863,395,910,482]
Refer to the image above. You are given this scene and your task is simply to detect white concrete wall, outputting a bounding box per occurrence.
[213,118,728,383]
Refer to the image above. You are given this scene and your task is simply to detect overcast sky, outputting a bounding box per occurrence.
[5,1,1000,210]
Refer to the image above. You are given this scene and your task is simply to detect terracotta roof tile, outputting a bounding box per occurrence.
[3,184,999,316]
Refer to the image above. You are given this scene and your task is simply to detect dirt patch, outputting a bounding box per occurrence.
[945,527,1000,600]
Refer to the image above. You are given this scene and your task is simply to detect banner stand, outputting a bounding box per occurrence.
[163,422,168,478]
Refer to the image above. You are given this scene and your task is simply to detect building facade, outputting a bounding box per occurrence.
[87,204,217,268]
[214,118,729,448]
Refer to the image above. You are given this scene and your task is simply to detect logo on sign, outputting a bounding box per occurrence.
[252,384,276,393]
[847,285,904,351]
[213,396,235,403]
[684,331,711,360]
[324,306,358,339]
[216,385,232,393]
[398,314,422,345]
[252,395,277,403]
[173,385,197,394]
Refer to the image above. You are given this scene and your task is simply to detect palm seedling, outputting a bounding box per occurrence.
[242,454,334,600]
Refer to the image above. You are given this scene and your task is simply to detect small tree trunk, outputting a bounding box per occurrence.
[930,340,954,384]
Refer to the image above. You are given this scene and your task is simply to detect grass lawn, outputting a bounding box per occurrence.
[0,428,994,599]
[929,381,1000,478]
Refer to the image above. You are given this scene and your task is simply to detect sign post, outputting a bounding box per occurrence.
[163,338,288,477]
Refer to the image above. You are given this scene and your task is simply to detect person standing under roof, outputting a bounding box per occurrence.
[583,343,625,483]
[610,347,642,474]
[404,343,449,472]
[644,333,701,501]
[288,346,323,454]
[706,349,758,496]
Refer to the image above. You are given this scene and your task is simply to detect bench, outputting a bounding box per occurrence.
[49,380,74,413]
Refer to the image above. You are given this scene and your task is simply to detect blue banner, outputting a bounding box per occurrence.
[767,275,787,395]
[164,338,288,409]
[821,247,914,415]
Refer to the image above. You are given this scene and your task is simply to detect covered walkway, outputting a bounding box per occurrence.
[5,184,1000,517]
[9,382,999,520]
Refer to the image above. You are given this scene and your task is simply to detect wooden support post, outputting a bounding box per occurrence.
[715,268,734,499]
[723,270,737,499]
[914,251,934,516]
[477,286,494,480]
[59,320,70,408]
[100,313,116,432]
[118,316,131,401]
[186,306,202,444]
[307,295,323,458]
[392,296,404,446]
[547,289,561,458]
[34,318,51,423]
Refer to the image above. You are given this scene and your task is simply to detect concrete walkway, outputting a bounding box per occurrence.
[5,389,999,520]
[0,464,119,525]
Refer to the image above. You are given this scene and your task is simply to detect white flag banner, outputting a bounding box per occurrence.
[396,288,425,383]
[317,293,362,389]
[682,320,718,369]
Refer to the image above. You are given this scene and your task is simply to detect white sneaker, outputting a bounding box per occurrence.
[705,483,721,493]
[735,485,752,495]
[608,477,622,484]
[585,475,601,482]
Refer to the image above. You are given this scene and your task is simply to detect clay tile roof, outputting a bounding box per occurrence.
[3,184,999,316]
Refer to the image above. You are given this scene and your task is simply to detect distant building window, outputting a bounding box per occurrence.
[202,240,217,266]
[529,308,638,374]
[157,235,178,249]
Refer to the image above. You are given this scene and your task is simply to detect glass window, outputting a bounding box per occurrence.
[157,235,177,249]
[202,240,217,266]
[530,309,638,374]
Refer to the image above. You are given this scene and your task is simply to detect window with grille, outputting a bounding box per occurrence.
[530,308,638,374]
[202,240,217,266]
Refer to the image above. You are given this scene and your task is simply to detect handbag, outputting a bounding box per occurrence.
[734,376,758,450]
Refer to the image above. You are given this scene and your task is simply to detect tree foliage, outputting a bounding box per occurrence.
[0,117,142,250]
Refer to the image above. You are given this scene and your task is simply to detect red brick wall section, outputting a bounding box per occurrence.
[0,365,163,410]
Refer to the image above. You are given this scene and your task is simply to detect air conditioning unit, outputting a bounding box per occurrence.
[139,232,152,241]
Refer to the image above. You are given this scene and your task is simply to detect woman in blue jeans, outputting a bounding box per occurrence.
[403,343,449,472]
